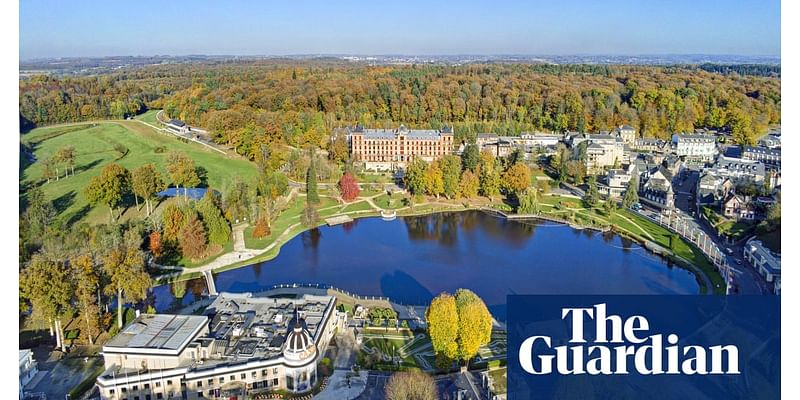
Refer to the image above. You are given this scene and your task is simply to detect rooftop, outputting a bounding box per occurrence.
[104,314,208,353]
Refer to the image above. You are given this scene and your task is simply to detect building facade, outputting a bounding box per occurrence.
[742,146,781,169]
[744,238,781,283]
[348,124,454,171]
[96,293,344,400]
[672,133,717,162]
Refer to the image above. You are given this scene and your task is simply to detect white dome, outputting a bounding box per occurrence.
[283,321,316,363]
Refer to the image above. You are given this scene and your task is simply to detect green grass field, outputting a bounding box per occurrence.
[21,120,259,225]
[134,109,161,125]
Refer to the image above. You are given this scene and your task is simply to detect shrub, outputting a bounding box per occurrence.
[252,217,271,238]
[154,146,166,153]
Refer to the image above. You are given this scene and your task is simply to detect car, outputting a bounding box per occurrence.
[736,260,743,265]
[726,248,734,255]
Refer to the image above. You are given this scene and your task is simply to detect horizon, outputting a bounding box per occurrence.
[20,0,780,60]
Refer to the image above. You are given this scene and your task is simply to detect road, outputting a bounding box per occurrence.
[653,169,770,294]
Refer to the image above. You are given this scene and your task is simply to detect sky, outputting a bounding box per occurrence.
[19,0,781,60]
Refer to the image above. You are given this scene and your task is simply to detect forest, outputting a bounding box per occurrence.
[20,61,781,155]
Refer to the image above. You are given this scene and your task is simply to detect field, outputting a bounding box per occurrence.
[20,120,259,225]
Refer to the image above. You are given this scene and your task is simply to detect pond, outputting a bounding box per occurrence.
[151,211,700,319]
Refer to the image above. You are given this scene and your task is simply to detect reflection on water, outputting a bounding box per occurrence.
[151,211,700,319]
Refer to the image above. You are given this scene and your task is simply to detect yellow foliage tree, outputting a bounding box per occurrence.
[454,289,493,363]
[426,293,459,360]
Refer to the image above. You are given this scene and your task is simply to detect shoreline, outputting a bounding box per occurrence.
[153,205,720,296]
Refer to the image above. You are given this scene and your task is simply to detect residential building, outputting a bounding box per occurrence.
[518,133,561,147]
[696,172,734,207]
[475,134,514,158]
[598,164,639,198]
[744,238,781,283]
[611,124,637,144]
[742,146,781,168]
[640,166,675,210]
[722,193,756,220]
[570,134,625,172]
[348,124,454,171]
[96,292,344,400]
[708,156,766,185]
[19,349,38,400]
[166,119,190,135]
[758,132,781,149]
[632,138,667,153]
[672,133,717,162]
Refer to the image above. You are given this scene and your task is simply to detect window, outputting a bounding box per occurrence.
[219,377,224,384]
[132,386,138,391]
[121,387,128,393]
[197,392,204,398]
[241,373,246,380]
[155,382,161,388]
[144,384,150,389]
[230,375,235,382]
[109,389,115,395]
[156,394,162,400]
[166,380,172,386]
[251,371,257,378]
[197,381,202,388]
[207,379,213,386]
[262,369,268,376]
[273,368,278,374]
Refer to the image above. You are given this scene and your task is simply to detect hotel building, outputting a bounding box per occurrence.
[96,292,344,400]
[348,124,455,171]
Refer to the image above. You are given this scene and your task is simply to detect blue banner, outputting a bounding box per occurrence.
[507,295,780,399]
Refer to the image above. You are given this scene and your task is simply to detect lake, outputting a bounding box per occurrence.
[151,211,700,319]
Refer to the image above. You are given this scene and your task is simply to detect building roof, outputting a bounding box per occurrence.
[104,314,208,354]
[348,125,452,140]
[169,119,186,127]
[743,146,781,157]
[673,133,716,143]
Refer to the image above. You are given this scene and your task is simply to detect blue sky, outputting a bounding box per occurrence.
[19,0,780,59]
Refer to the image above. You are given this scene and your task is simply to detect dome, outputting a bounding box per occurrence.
[283,318,317,364]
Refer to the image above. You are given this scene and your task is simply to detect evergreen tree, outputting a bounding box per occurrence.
[306,147,320,205]
[622,175,640,208]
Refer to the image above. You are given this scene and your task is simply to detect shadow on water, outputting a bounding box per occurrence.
[379,269,434,305]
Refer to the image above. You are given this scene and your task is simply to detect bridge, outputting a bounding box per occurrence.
[202,270,218,296]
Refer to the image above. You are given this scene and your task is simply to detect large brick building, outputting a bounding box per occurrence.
[348,124,455,171]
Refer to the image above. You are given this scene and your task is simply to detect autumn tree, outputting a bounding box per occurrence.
[338,172,360,202]
[70,253,101,345]
[385,370,437,400]
[328,134,349,164]
[178,212,208,260]
[454,288,493,365]
[103,241,151,328]
[132,164,166,216]
[423,161,445,197]
[502,162,531,196]
[426,293,459,361]
[458,170,479,199]
[439,155,462,199]
[478,151,501,198]
[167,151,200,200]
[162,204,185,242]
[55,146,76,177]
[403,159,428,195]
[22,187,56,239]
[85,163,131,223]
[148,231,164,260]
[20,255,74,352]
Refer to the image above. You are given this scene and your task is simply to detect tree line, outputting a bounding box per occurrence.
[21,62,780,149]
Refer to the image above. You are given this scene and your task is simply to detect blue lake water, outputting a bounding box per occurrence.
[150,211,700,319]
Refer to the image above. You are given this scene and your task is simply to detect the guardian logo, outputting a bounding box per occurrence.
[518,303,740,376]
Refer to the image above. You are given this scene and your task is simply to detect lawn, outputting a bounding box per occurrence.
[341,200,374,213]
[134,109,160,126]
[20,121,259,225]
[374,192,406,209]
[488,368,507,395]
